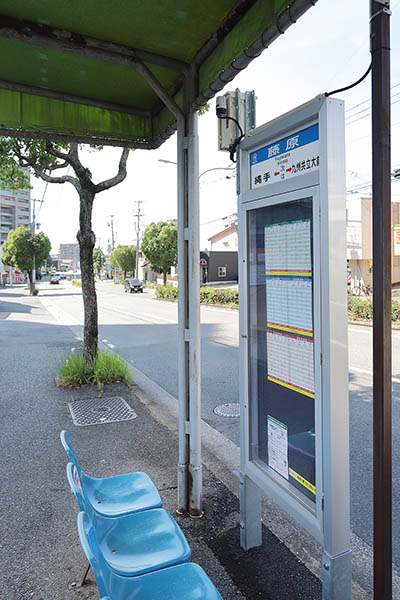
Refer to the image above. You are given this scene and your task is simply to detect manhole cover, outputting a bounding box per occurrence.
[68,396,137,427]
[213,403,240,417]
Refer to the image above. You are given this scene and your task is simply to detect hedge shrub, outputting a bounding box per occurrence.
[199,286,238,306]
[155,285,178,300]
[348,295,400,322]
[155,285,238,307]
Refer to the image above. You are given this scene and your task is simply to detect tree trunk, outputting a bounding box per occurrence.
[77,189,98,362]
[163,270,167,285]
[28,270,35,294]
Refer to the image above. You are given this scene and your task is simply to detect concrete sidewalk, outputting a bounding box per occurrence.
[0,286,341,598]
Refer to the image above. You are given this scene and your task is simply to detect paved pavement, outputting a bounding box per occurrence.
[0,284,323,600]
[36,279,400,571]
[3,282,400,598]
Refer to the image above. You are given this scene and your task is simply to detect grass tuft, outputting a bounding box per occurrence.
[58,350,132,393]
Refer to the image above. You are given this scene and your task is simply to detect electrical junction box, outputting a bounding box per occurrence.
[218,91,248,151]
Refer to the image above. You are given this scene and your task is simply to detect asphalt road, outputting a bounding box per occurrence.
[37,279,400,568]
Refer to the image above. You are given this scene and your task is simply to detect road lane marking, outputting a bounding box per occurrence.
[350,365,400,384]
[39,296,80,326]
[349,325,400,338]
[99,302,176,324]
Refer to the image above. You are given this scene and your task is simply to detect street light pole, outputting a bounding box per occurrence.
[31,197,36,288]
[108,214,115,281]
[30,198,42,289]
[133,201,143,279]
[158,159,235,181]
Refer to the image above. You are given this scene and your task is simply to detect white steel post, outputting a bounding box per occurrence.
[177,116,189,514]
[176,68,202,517]
[187,106,202,516]
[138,61,202,516]
[240,473,262,549]
[320,99,352,600]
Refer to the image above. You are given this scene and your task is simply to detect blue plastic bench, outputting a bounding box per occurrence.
[78,511,223,600]
[61,430,162,518]
[69,466,191,577]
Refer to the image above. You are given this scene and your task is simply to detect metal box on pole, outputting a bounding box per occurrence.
[238,95,351,600]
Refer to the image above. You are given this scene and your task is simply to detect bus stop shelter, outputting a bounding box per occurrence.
[0,2,393,598]
[0,0,318,515]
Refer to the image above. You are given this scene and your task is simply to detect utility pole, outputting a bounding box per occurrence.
[30,198,43,288]
[370,2,392,599]
[133,201,143,279]
[108,214,116,281]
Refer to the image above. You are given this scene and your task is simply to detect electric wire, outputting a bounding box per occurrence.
[346,97,400,126]
[345,82,400,114]
[325,62,372,98]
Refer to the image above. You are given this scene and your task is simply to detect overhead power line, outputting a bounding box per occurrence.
[345,81,400,113]
[346,97,400,126]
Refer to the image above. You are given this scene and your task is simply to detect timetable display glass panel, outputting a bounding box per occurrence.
[247,198,316,504]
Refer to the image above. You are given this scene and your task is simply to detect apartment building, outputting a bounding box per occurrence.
[0,169,31,245]
[59,243,80,269]
[347,195,400,287]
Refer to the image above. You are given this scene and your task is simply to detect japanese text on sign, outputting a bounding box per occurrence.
[250,124,319,189]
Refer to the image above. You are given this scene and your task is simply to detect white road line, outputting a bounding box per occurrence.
[348,327,372,334]
[350,365,400,384]
[99,302,176,324]
[108,343,115,349]
[349,325,400,337]
[102,339,109,343]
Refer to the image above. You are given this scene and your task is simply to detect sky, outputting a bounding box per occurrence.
[31,0,400,255]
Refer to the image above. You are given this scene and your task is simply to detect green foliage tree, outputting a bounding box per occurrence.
[93,248,105,277]
[109,245,136,278]
[2,226,51,292]
[0,138,129,361]
[141,221,177,285]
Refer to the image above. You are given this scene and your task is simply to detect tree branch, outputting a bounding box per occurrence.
[33,166,81,194]
[45,141,71,162]
[95,148,130,194]
[47,161,69,171]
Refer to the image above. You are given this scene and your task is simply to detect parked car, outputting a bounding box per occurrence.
[50,275,60,284]
[124,278,143,293]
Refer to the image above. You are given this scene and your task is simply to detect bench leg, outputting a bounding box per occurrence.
[78,561,91,587]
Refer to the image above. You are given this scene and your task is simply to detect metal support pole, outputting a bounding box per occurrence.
[177,69,202,517]
[187,104,202,517]
[31,197,36,285]
[239,473,262,550]
[177,115,189,514]
[134,201,143,279]
[370,2,392,599]
[129,58,202,516]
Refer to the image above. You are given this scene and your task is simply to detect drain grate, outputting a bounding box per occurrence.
[68,396,137,427]
[213,403,240,418]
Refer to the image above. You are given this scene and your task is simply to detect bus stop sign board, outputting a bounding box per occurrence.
[238,95,352,600]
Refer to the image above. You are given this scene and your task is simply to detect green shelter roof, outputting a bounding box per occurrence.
[0,0,316,148]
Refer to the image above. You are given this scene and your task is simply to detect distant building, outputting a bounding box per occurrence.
[59,243,80,269]
[0,168,31,246]
[208,223,238,251]
[200,250,238,284]
[347,196,400,287]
